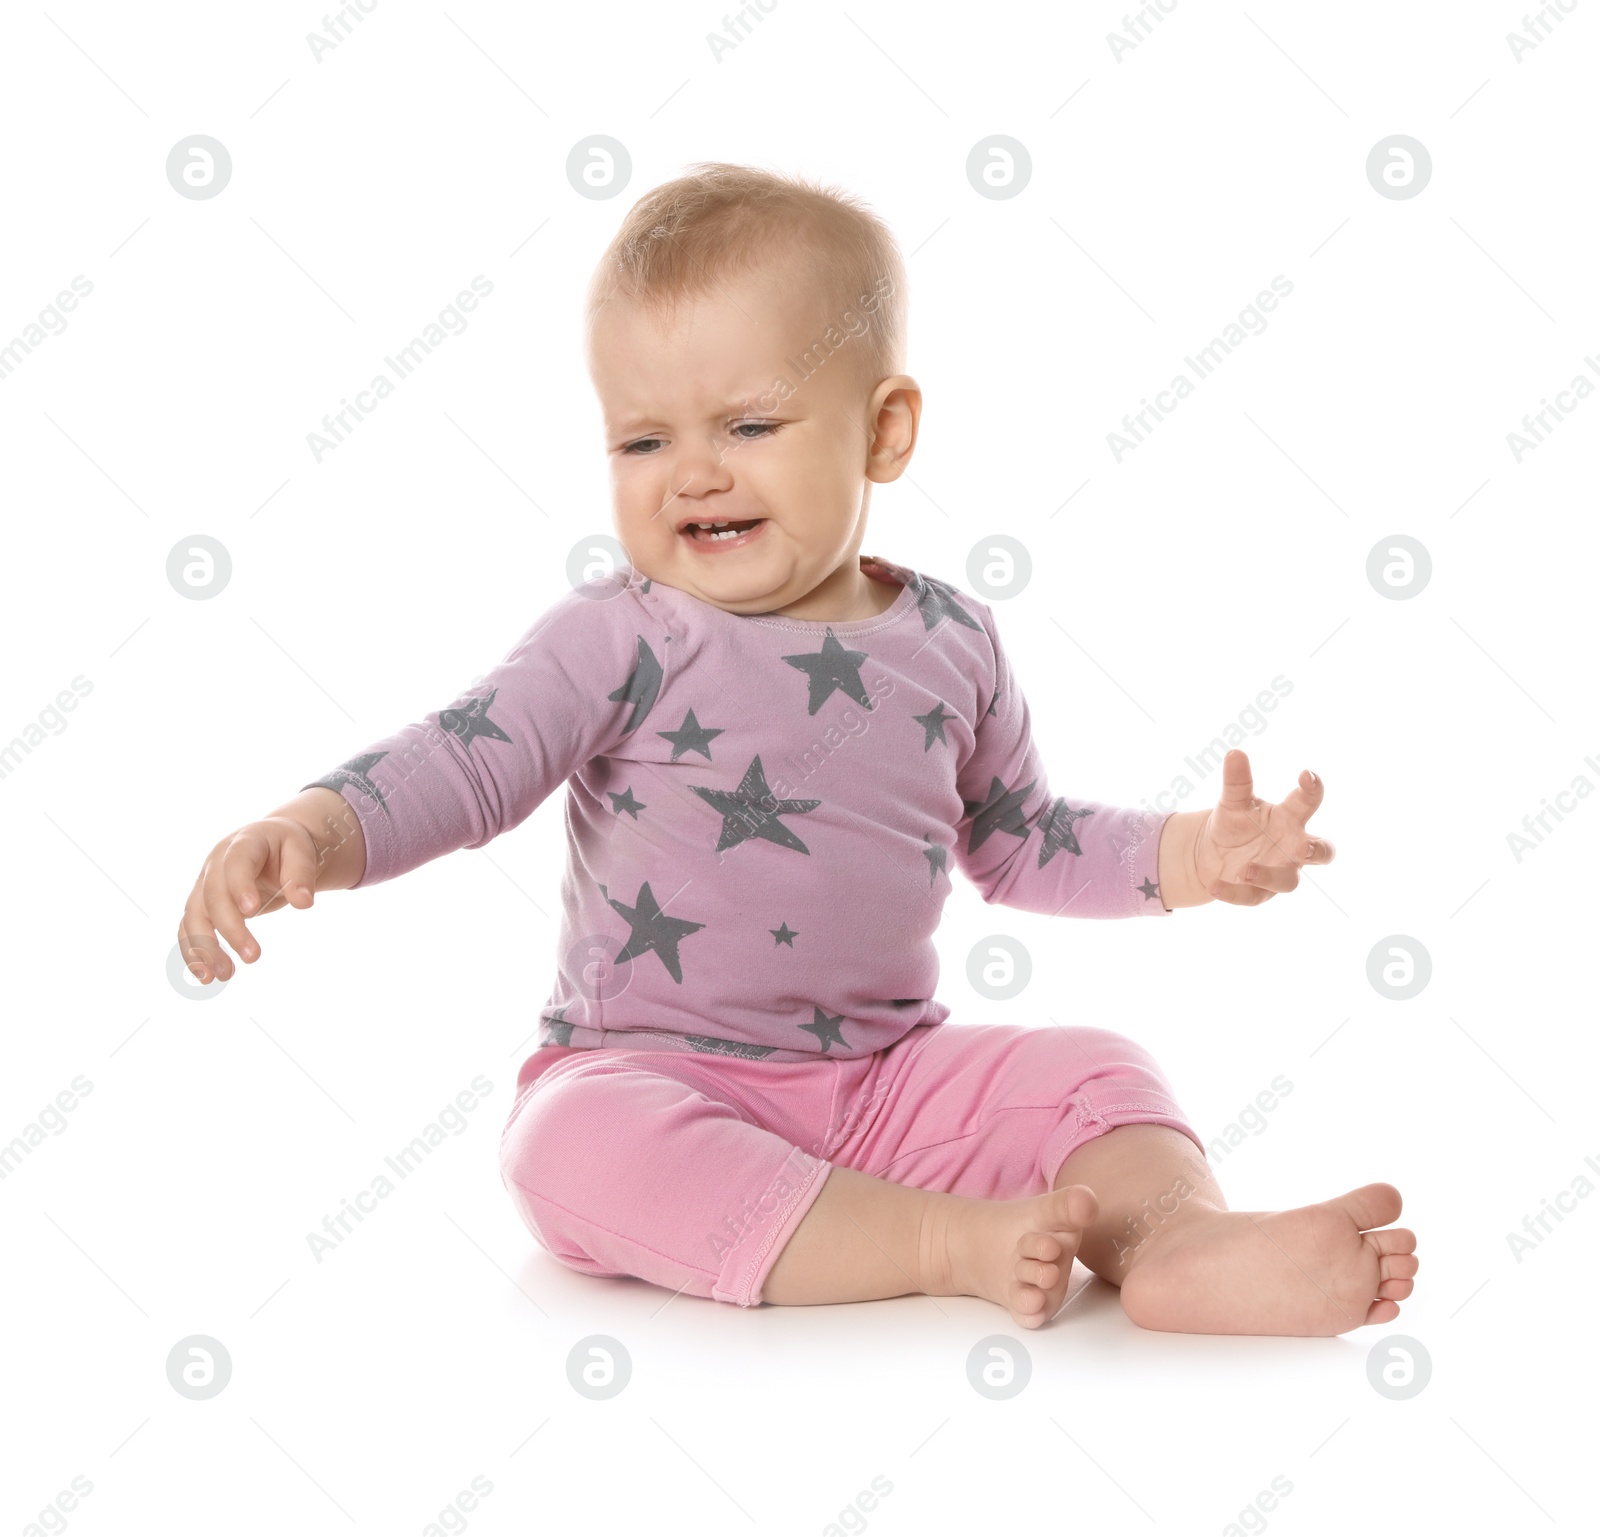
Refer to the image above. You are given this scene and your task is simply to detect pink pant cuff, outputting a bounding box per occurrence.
[713,1148,833,1307]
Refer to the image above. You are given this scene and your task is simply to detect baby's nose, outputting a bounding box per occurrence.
[671,435,738,486]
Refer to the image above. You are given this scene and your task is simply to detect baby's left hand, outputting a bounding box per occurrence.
[1195,749,1336,906]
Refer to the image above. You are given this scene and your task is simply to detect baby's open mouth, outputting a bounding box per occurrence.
[682,517,765,543]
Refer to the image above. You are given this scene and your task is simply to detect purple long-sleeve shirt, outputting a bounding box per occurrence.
[302,554,1172,1062]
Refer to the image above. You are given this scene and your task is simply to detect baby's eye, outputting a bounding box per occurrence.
[620,423,778,454]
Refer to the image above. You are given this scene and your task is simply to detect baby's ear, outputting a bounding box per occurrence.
[865,381,921,482]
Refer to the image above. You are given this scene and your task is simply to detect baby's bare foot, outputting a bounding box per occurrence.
[934,1184,1100,1329]
[1118,1182,1419,1336]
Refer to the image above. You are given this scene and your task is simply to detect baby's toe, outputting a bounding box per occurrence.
[1369,1226,1417,1258]
[1016,1256,1061,1290]
[1335,1183,1402,1231]
[1019,1231,1064,1263]
[1051,1183,1098,1231]
[1380,1252,1420,1282]
[1376,1277,1414,1302]
[1012,1283,1050,1325]
[1364,1299,1401,1327]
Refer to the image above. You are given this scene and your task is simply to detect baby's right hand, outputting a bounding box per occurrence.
[178,818,320,984]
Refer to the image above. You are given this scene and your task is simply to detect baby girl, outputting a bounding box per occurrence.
[178,162,1418,1333]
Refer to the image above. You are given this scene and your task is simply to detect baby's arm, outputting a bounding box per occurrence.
[297,584,645,890]
[953,603,1207,918]
[178,579,645,982]
[276,784,367,890]
[1154,809,1213,909]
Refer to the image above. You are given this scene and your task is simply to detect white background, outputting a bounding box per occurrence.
[2,2,1595,1533]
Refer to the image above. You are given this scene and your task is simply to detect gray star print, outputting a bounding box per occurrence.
[962,775,1038,854]
[1034,797,1095,865]
[915,700,957,750]
[689,756,821,854]
[608,786,646,819]
[437,688,512,750]
[782,629,874,715]
[771,921,798,946]
[907,571,983,634]
[799,1005,850,1052]
[922,832,948,886]
[657,706,725,762]
[600,878,705,984]
[608,635,664,733]
[302,751,390,815]
[540,1006,576,1046]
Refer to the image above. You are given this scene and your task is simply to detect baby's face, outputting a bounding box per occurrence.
[587,259,896,617]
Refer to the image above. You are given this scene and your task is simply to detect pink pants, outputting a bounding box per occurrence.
[499,1020,1201,1308]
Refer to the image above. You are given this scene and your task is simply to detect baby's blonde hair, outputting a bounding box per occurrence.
[585,161,908,398]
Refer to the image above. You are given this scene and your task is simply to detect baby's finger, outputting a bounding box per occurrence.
[203,846,262,964]
[189,896,240,981]
[1276,768,1325,825]
[1234,861,1299,894]
[225,831,271,922]
[277,832,318,909]
[177,906,226,984]
[1207,878,1277,907]
[1301,835,1336,865]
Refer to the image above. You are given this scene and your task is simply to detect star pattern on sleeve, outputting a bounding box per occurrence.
[689,755,820,854]
[608,635,664,733]
[1033,797,1096,866]
[770,921,798,946]
[608,786,646,819]
[437,688,512,749]
[961,775,1038,854]
[302,751,390,815]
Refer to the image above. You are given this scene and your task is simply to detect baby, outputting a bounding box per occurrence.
[178,162,1418,1334]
